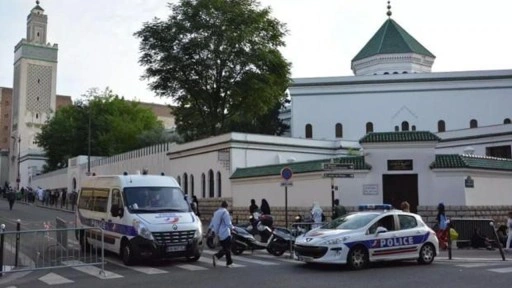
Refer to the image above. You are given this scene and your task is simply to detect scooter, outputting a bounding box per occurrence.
[231,222,274,255]
[266,227,295,256]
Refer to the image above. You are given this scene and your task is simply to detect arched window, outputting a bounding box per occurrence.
[438,120,446,132]
[504,118,511,124]
[335,123,343,138]
[401,121,409,131]
[177,176,181,186]
[470,119,478,128]
[201,173,206,198]
[305,124,313,139]
[366,122,373,133]
[208,169,214,198]
[190,175,194,196]
[183,173,188,194]
[394,126,399,132]
[217,171,222,197]
[411,125,416,131]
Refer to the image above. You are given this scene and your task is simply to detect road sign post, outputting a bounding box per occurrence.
[280,167,293,229]
[323,161,355,211]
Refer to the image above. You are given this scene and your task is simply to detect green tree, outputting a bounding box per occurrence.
[35,88,166,172]
[135,0,291,142]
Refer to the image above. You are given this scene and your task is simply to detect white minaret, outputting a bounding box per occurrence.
[10,1,58,189]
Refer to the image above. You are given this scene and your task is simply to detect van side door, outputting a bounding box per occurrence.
[107,188,125,252]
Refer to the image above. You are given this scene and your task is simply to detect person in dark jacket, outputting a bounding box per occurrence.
[260,199,271,215]
[7,188,16,210]
[249,199,259,214]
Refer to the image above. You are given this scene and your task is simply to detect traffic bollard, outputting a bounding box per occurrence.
[15,219,20,267]
[0,223,5,277]
[447,220,452,260]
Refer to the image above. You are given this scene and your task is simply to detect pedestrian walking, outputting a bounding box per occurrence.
[61,189,67,208]
[506,211,512,251]
[210,201,234,268]
[7,188,16,210]
[436,202,448,250]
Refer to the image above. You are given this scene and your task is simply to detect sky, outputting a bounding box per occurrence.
[1,0,511,105]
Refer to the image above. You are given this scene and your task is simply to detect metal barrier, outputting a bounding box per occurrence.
[0,219,105,276]
[450,218,495,248]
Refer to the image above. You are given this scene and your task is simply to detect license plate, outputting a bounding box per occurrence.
[166,245,186,252]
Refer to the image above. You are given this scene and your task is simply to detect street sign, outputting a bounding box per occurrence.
[281,182,293,186]
[323,173,354,178]
[322,163,354,170]
[280,167,293,180]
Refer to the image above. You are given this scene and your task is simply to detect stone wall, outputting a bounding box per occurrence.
[197,200,512,229]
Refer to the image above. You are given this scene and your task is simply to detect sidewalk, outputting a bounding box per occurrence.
[436,247,510,261]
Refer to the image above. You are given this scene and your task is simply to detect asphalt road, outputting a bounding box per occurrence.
[0,200,511,288]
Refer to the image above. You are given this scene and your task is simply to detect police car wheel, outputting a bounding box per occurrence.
[418,243,435,265]
[347,245,369,270]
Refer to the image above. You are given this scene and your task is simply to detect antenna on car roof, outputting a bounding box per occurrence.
[123,171,128,176]
[142,168,149,175]
[160,172,165,176]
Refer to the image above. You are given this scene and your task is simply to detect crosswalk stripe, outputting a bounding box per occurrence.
[456,263,505,268]
[106,258,168,274]
[175,264,208,271]
[197,256,245,268]
[202,250,277,265]
[62,260,123,279]
[39,272,74,285]
[487,267,512,273]
[252,253,300,264]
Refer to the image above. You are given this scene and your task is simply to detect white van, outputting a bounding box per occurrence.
[75,173,203,265]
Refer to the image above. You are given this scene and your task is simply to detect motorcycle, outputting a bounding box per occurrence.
[231,222,274,255]
[266,227,295,256]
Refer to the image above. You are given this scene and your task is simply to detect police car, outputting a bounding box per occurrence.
[294,204,439,270]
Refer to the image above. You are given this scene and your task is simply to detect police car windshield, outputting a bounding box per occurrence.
[323,212,380,230]
[124,187,190,213]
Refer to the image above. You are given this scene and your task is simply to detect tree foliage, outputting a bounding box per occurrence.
[135,0,291,142]
[35,88,166,172]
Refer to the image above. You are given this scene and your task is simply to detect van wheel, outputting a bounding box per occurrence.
[418,243,435,264]
[347,245,369,270]
[121,240,136,266]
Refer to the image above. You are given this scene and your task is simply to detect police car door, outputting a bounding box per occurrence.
[366,214,400,261]
[395,213,423,259]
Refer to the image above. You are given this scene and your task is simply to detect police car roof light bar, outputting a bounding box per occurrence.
[358,204,393,211]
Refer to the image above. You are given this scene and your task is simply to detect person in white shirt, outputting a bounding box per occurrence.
[311,201,324,229]
[506,211,512,250]
[210,201,234,267]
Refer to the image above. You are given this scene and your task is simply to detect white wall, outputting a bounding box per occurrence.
[465,173,512,205]
[290,70,512,141]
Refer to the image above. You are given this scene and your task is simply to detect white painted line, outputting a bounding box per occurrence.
[253,253,300,264]
[202,250,277,265]
[457,263,504,268]
[488,267,512,273]
[197,256,245,268]
[62,260,123,279]
[39,272,74,285]
[175,264,208,271]
[106,258,168,274]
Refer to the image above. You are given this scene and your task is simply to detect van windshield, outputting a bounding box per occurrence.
[124,187,190,213]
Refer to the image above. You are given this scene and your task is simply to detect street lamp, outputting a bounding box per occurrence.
[87,107,91,175]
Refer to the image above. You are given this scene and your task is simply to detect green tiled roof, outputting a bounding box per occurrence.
[352,19,435,62]
[430,154,512,171]
[231,156,371,179]
[359,131,440,143]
